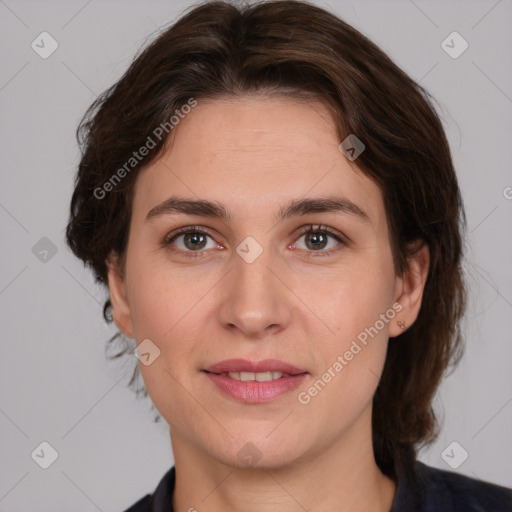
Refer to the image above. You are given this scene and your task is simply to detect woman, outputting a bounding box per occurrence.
[65,0,512,510]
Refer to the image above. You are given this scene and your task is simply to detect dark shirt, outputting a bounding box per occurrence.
[123,460,512,511]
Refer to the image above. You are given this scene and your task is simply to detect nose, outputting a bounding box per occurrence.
[217,245,292,339]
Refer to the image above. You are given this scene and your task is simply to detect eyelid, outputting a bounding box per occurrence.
[160,225,221,249]
[294,224,349,244]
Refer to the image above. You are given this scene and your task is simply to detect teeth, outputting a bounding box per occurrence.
[224,371,285,381]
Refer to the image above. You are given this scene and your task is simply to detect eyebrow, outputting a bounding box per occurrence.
[145,195,370,223]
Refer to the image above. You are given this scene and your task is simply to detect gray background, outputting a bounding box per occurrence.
[1,0,511,510]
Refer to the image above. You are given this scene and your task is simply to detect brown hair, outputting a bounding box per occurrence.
[65,0,467,479]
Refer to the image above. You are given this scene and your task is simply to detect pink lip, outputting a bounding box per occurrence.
[204,358,307,375]
[203,359,308,403]
[204,373,307,403]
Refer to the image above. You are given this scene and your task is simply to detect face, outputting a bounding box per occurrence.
[107,96,428,469]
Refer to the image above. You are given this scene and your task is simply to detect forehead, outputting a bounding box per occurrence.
[131,96,386,231]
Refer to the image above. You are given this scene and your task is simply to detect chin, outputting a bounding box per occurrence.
[213,429,307,471]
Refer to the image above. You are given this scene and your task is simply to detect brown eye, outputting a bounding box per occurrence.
[304,231,329,250]
[293,225,347,256]
[163,227,218,253]
[182,232,208,250]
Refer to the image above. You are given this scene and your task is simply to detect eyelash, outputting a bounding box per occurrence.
[161,224,348,259]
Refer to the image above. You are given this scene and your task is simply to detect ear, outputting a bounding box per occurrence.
[106,250,134,339]
[389,241,430,338]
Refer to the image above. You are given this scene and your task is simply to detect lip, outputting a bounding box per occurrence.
[203,359,309,404]
[204,373,307,403]
[204,358,307,375]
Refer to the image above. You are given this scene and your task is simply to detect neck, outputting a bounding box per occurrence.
[170,407,397,512]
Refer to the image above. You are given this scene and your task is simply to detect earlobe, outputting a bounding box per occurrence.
[390,242,430,338]
[106,251,134,339]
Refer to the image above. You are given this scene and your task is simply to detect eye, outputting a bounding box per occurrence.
[291,224,347,257]
[162,226,219,254]
[161,224,347,259]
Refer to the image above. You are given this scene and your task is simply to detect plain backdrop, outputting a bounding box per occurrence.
[1,0,511,510]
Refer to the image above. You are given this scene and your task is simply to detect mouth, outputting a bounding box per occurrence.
[213,370,293,381]
[203,359,309,403]
[204,358,308,375]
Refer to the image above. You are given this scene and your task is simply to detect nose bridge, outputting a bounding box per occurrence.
[219,235,290,336]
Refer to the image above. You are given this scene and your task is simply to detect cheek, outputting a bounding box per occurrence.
[301,257,395,415]
[127,263,207,423]
[125,256,215,393]
[299,286,393,431]
[128,279,171,341]
[125,253,202,340]
[301,258,396,345]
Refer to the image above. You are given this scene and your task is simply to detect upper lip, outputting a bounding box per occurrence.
[204,359,308,375]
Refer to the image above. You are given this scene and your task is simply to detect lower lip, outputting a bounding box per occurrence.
[204,372,308,403]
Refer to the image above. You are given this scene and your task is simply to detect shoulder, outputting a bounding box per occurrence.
[120,466,176,512]
[122,494,152,512]
[394,460,512,512]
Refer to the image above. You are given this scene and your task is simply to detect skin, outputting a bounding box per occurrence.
[107,96,429,512]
